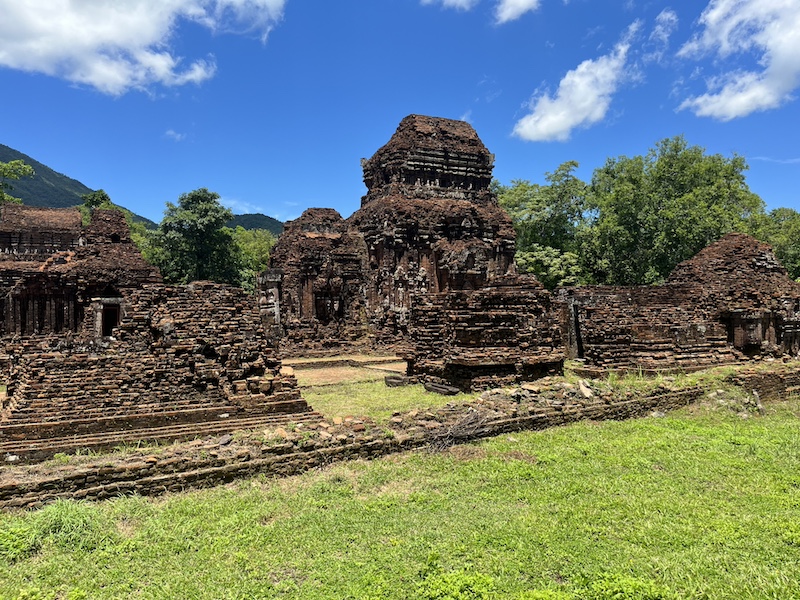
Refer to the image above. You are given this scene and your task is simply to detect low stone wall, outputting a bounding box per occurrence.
[2,364,798,510]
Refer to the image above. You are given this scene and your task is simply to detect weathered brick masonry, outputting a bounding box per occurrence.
[563,233,800,376]
[263,115,516,356]
[404,275,565,391]
[4,115,800,472]
[264,115,800,391]
[0,207,314,458]
[1,364,797,510]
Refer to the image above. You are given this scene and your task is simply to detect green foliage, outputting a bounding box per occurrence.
[577,136,764,285]
[779,520,800,547]
[498,162,586,288]
[579,573,676,600]
[498,137,779,287]
[748,207,800,280]
[498,161,586,253]
[0,500,114,565]
[231,226,276,291]
[0,144,156,228]
[418,556,494,600]
[31,500,113,553]
[149,188,243,285]
[0,144,91,208]
[0,159,35,204]
[517,591,574,600]
[2,392,800,597]
[78,189,115,225]
[516,246,582,289]
[80,189,112,209]
[76,190,152,244]
[0,522,39,563]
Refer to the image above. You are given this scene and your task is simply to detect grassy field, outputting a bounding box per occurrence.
[1,375,800,599]
[302,378,477,423]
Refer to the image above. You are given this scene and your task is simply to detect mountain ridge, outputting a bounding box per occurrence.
[0,144,283,233]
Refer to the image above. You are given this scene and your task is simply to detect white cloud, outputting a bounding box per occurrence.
[221,197,267,215]
[420,0,479,9]
[0,0,285,95]
[678,0,800,120]
[644,8,678,63]
[165,129,187,142]
[494,0,541,24]
[513,23,639,142]
[751,156,800,165]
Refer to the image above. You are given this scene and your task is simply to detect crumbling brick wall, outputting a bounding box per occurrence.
[0,207,160,337]
[668,232,800,356]
[561,285,740,374]
[0,281,311,442]
[0,206,312,448]
[405,276,564,391]
[404,233,800,389]
[263,208,370,356]
[561,233,800,373]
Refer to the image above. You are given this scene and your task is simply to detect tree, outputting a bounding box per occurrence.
[150,188,243,285]
[497,161,587,288]
[231,226,277,292]
[748,207,800,281]
[515,245,582,289]
[81,189,113,209]
[577,136,765,285]
[78,189,115,225]
[0,159,35,204]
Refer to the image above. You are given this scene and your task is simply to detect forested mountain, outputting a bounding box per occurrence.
[0,143,157,228]
[0,144,284,233]
[227,213,283,235]
[0,144,94,208]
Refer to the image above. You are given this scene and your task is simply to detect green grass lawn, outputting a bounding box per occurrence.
[303,379,478,423]
[1,389,800,599]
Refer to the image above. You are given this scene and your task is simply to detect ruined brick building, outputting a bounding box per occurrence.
[5,116,798,462]
[263,114,517,354]
[557,233,800,377]
[0,205,161,337]
[0,206,313,460]
[403,232,800,391]
[265,114,800,390]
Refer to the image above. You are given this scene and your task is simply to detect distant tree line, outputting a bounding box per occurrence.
[496,135,800,288]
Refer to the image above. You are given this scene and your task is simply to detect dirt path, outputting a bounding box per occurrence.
[290,358,407,387]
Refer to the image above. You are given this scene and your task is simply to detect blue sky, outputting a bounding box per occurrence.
[1,0,798,224]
